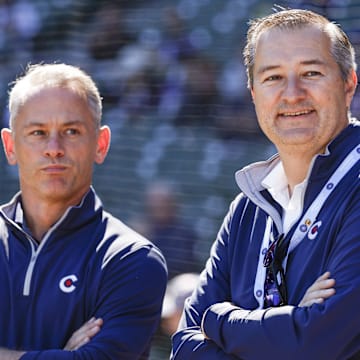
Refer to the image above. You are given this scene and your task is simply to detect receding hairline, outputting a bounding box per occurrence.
[8,63,103,128]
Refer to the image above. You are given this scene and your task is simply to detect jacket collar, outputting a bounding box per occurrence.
[236,121,360,194]
[235,121,360,230]
[0,186,103,234]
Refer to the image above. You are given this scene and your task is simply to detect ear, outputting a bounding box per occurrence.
[1,128,17,165]
[250,87,255,102]
[345,69,358,108]
[94,125,111,164]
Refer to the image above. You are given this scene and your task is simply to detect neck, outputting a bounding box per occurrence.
[22,202,69,242]
[19,188,88,242]
[279,151,314,196]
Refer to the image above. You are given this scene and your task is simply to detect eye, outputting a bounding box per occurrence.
[304,71,322,77]
[65,128,80,136]
[30,129,46,136]
[263,74,282,83]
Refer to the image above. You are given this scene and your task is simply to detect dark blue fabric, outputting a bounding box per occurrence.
[0,188,168,359]
[171,123,360,360]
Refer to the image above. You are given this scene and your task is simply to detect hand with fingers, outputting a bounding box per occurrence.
[299,272,336,307]
[64,318,104,351]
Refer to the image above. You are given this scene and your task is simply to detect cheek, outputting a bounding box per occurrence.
[324,90,335,105]
[75,154,95,174]
[252,89,275,111]
[253,101,271,127]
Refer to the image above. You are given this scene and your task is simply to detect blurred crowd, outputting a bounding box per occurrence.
[1,0,360,358]
[1,0,360,275]
[2,0,358,133]
[1,0,360,268]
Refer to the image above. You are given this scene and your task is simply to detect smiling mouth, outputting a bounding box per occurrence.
[280,110,314,117]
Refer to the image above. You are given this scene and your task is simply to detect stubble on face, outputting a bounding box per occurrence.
[251,25,354,156]
[12,87,99,207]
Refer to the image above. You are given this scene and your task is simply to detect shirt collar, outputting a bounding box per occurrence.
[261,161,308,211]
[261,162,289,209]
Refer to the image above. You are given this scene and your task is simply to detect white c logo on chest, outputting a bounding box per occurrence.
[59,274,78,293]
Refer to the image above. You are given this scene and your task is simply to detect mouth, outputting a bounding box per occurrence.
[41,165,68,173]
[279,109,314,117]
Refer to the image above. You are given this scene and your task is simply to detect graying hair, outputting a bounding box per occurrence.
[8,63,102,128]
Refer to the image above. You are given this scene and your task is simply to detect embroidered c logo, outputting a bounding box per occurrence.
[59,274,78,293]
[308,221,322,240]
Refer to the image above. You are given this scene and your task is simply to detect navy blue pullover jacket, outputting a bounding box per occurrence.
[0,188,167,359]
[172,122,360,360]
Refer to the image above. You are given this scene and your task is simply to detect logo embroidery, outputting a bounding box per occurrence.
[59,274,78,293]
[308,221,322,240]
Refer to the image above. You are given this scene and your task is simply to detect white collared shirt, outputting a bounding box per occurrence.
[261,162,308,234]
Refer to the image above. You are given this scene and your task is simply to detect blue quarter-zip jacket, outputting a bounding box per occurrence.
[0,188,168,359]
[171,122,360,360]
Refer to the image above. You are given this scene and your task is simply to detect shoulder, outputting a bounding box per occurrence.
[227,192,258,221]
[98,211,167,273]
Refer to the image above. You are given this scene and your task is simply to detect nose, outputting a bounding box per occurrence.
[44,134,65,158]
[282,76,305,103]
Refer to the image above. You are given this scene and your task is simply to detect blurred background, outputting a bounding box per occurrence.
[0,0,359,357]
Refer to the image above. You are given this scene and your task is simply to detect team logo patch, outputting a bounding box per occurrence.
[59,274,78,293]
[308,221,322,240]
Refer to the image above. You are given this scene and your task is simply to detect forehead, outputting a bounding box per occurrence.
[20,86,87,109]
[254,25,333,69]
[23,85,86,104]
[16,86,93,124]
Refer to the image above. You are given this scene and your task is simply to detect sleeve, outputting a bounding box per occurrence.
[177,190,360,360]
[20,244,168,360]
[171,196,245,360]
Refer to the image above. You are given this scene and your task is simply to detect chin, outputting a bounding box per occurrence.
[39,182,71,198]
[279,128,316,142]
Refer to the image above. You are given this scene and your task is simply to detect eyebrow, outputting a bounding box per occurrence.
[24,120,85,128]
[256,59,326,75]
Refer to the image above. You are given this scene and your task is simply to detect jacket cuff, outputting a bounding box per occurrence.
[201,302,239,343]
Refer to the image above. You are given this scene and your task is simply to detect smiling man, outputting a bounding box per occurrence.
[0,63,167,359]
[171,8,360,360]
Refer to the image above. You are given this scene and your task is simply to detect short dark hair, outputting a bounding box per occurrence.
[243,7,357,89]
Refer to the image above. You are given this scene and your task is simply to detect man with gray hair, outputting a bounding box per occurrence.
[0,63,167,359]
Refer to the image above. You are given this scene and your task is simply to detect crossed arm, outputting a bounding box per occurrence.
[171,189,360,360]
[171,269,344,360]
[297,271,335,307]
[0,271,334,360]
[0,244,167,360]
[171,220,360,360]
[199,271,335,341]
[0,318,104,360]
[0,267,335,360]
